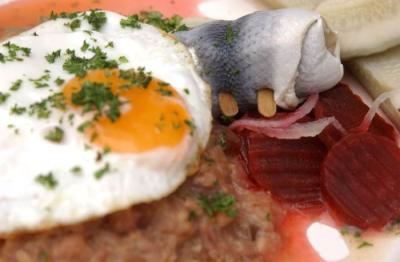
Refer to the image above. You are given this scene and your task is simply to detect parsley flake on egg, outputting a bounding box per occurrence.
[45,127,64,143]
[71,81,124,122]
[94,162,111,180]
[0,93,10,105]
[45,50,61,63]
[49,11,79,20]
[120,11,188,33]
[65,19,81,31]
[84,10,107,31]
[118,67,152,89]
[9,79,23,91]
[35,172,58,190]
[0,42,31,63]
[63,47,118,77]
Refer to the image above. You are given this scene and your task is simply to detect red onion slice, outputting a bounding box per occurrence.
[357,90,400,133]
[230,94,319,131]
[242,117,341,140]
[353,89,400,146]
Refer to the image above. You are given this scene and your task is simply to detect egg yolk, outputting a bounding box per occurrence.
[63,69,192,153]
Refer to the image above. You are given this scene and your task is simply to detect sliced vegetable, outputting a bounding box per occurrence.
[322,132,400,229]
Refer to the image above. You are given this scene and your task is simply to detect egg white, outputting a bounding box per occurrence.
[0,11,211,234]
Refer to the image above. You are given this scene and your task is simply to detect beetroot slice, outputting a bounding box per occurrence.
[314,83,396,147]
[241,132,326,209]
[322,132,400,229]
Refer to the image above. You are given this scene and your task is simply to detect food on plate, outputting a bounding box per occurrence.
[0,10,211,234]
[239,133,326,210]
[316,0,400,59]
[175,9,343,117]
[314,83,397,147]
[322,131,400,229]
[1,3,400,261]
[263,0,400,60]
[348,45,400,130]
[233,83,400,229]
[0,127,284,261]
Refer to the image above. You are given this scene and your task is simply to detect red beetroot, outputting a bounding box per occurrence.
[314,83,396,147]
[240,132,326,209]
[321,132,400,229]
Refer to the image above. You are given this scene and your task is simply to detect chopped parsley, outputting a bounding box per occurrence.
[35,172,58,189]
[120,11,188,33]
[105,41,114,48]
[118,56,129,64]
[77,120,94,133]
[0,92,10,105]
[71,81,124,122]
[10,79,23,91]
[7,124,19,135]
[155,113,166,131]
[71,166,82,174]
[225,24,236,44]
[83,10,107,31]
[81,40,90,52]
[49,11,79,20]
[103,146,111,155]
[203,155,215,164]
[265,212,271,221]
[183,88,190,95]
[29,100,51,118]
[45,126,64,143]
[29,92,66,119]
[63,47,118,77]
[0,42,31,63]
[358,241,373,249]
[119,67,152,89]
[94,162,110,179]
[198,191,237,218]
[232,69,240,76]
[45,49,61,63]
[188,210,198,221]
[143,11,188,33]
[217,131,227,149]
[120,15,141,29]
[156,85,173,96]
[10,104,26,115]
[29,71,51,88]
[55,77,65,86]
[65,19,81,31]
[219,115,234,124]
[84,30,93,35]
[37,250,49,261]
[184,119,196,135]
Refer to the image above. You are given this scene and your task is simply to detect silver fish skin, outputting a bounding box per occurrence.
[175,9,343,117]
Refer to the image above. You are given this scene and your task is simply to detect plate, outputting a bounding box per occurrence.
[0,1,399,261]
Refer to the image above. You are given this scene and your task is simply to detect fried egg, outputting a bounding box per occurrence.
[0,10,211,234]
